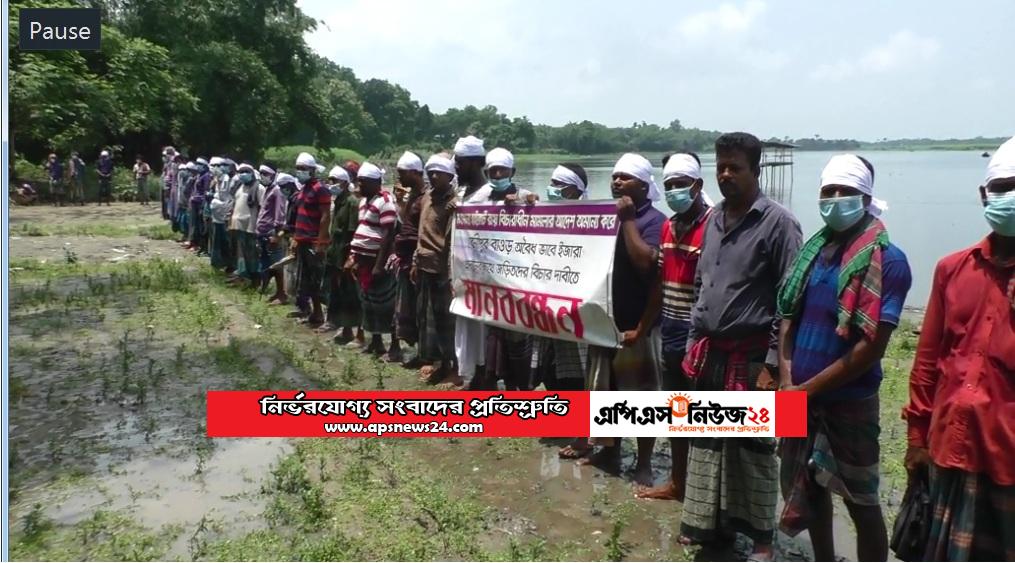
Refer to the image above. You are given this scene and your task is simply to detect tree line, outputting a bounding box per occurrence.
[12,0,991,170]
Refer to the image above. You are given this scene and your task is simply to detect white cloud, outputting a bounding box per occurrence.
[811,30,941,81]
[677,0,766,43]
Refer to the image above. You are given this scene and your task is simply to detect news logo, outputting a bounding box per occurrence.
[589,391,804,438]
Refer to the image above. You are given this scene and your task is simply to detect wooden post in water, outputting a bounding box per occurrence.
[760,141,795,204]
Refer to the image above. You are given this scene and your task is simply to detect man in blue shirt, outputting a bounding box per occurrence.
[96,150,115,206]
[578,153,665,487]
[45,153,65,207]
[776,154,912,562]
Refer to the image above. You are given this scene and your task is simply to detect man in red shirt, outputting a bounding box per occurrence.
[627,153,712,501]
[291,152,332,326]
[904,136,1015,561]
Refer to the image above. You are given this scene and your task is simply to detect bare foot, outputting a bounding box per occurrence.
[634,479,684,501]
[419,365,438,382]
[576,448,621,474]
[433,374,464,390]
[402,357,427,370]
[558,440,593,460]
[632,464,654,487]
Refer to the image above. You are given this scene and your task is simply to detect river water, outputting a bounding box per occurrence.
[514,150,993,307]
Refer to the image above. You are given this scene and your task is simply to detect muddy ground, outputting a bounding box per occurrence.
[7,204,917,561]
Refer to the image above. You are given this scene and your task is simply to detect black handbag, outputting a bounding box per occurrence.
[890,466,933,561]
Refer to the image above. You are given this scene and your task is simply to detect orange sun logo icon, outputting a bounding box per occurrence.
[669,393,691,418]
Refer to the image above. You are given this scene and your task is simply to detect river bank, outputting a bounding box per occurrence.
[8,204,918,561]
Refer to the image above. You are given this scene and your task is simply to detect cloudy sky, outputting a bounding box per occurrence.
[298,0,1013,141]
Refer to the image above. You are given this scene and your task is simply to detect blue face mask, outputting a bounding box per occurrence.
[328,183,344,197]
[489,177,512,192]
[237,172,254,184]
[546,186,564,201]
[984,192,1015,236]
[665,187,695,214]
[295,170,311,183]
[819,195,866,232]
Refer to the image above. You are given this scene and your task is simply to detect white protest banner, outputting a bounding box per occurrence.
[450,201,621,348]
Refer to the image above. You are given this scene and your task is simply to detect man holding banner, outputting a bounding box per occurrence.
[579,153,666,485]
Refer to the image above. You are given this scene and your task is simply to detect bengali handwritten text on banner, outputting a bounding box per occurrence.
[449,202,621,348]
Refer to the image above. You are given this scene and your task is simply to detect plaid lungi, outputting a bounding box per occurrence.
[325,266,362,328]
[680,347,778,545]
[295,243,324,299]
[416,272,455,365]
[922,465,1015,561]
[779,394,881,536]
[210,222,231,269]
[188,202,204,243]
[587,330,661,392]
[485,328,534,390]
[232,231,259,280]
[534,338,587,391]
[355,255,396,334]
[394,267,419,343]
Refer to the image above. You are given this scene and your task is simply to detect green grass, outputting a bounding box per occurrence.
[11,221,173,239]
[10,509,182,561]
[514,151,585,162]
[879,320,920,496]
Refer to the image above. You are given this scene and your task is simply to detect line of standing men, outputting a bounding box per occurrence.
[156,132,1013,562]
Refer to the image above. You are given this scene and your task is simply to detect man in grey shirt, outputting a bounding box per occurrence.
[677,132,802,561]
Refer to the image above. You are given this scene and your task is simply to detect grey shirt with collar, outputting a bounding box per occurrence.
[687,192,802,365]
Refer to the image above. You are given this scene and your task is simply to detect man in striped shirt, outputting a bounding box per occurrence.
[291,152,332,326]
[628,153,713,502]
[345,161,399,357]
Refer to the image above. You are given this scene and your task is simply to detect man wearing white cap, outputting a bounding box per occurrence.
[451,136,490,387]
[903,137,1015,562]
[347,161,399,356]
[290,152,332,326]
[259,172,297,305]
[319,165,363,344]
[171,159,190,239]
[776,154,911,561]
[383,151,427,364]
[96,150,114,206]
[208,157,236,272]
[579,153,666,485]
[454,135,487,200]
[187,158,211,253]
[626,153,714,502]
[413,153,461,388]
[228,163,263,288]
[161,146,178,219]
[471,147,539,390]
[680,133,802,560]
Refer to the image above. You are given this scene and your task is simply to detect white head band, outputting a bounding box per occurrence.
[820,154,887,216]
[550,165,587,199]
[985,136,1015,185]
[613,153,662,202]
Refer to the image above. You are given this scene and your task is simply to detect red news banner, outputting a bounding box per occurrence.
[207,391,807,438]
